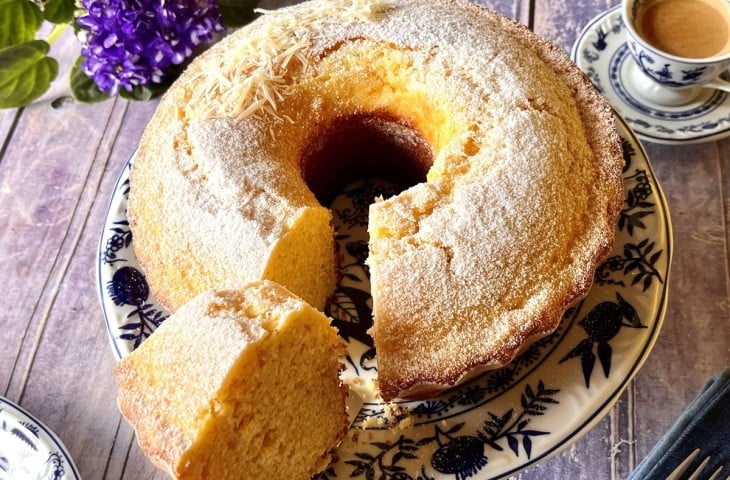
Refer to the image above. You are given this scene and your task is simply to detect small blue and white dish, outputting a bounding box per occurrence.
[0,396,80,480]
[572,6,730,144]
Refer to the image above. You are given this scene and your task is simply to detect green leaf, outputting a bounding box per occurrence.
[119,84,157,102]
[0,0,43,49]
[218,0,261,28]
[42,0,75,24]
[69,56,109,103]
[0,39,58,108]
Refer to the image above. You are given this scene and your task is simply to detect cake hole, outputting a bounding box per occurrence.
[300,112,434,204]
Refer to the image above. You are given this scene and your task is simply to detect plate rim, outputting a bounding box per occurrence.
[96,159,132,361]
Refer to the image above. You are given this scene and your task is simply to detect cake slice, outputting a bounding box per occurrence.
[113,280,348,479]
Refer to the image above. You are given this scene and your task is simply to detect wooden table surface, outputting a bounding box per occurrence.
[1,0,728,478]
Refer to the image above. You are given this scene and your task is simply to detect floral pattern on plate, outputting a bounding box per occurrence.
[571,6,730,144]
[97,114,671,479]
[0,396,80,480]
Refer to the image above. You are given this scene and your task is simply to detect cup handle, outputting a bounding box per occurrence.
[705,77,730,94]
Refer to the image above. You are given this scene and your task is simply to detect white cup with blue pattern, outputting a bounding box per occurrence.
[621,0,730,105]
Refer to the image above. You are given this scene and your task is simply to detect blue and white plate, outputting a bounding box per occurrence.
[97,114,671,479]
[572,6,730,144]
[0,396,80,480]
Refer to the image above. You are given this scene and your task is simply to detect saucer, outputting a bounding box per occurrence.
[0,396,80,480]
[571,6,730,144]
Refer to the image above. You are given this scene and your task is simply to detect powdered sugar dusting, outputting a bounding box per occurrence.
[130,0,624,400]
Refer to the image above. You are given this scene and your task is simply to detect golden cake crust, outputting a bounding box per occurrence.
[128,0,623,401]
[113,281,348,479]
[365,3,623,399]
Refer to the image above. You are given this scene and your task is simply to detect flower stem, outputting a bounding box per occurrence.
[46,23,69,46]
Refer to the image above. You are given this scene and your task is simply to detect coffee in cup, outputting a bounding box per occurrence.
[634,0,730,59]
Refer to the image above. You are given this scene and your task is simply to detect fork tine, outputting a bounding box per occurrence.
[706,465,725,480]
[666,448,701,480]
[687,455,711,480]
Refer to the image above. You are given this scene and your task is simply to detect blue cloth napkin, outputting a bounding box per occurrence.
[628,367,730,479]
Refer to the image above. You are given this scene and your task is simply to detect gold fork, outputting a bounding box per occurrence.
[665,448,727,480]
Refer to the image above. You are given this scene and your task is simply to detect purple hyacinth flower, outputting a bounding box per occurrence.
[76,0,224,95]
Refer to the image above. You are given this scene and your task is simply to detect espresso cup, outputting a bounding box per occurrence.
[621,0,730,104]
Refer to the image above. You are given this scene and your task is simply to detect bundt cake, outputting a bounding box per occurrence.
[127,0,624,400]
[113,281,348,479]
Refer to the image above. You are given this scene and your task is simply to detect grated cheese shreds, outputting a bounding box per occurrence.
[189,0,388,122]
